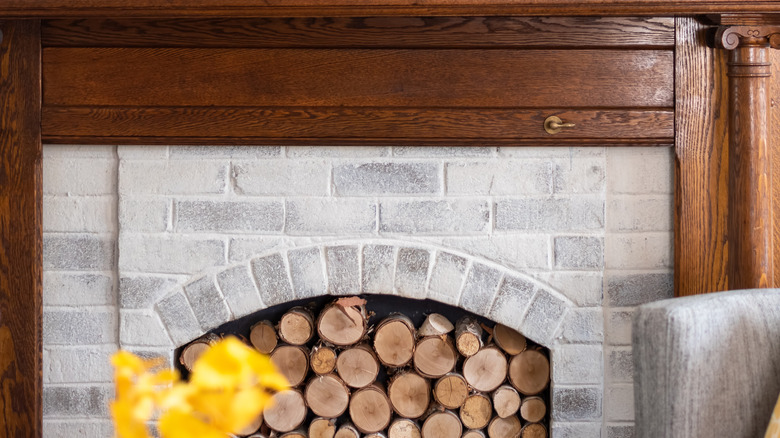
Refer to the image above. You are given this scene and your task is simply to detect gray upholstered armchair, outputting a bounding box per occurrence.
[633,289,780,437]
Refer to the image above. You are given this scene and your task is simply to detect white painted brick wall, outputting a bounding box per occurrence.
[41,144,676,437]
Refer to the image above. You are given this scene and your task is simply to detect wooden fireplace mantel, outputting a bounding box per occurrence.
[2,2,780,436]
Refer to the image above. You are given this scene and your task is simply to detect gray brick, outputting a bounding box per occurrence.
[393,146,494,157]
[43,196,116,233]
[605,385,635,421]
[379,199,489,234]
[441,236,549,271]
[170,145,281,159]
[362,245,396,294]
[119,160,226,195]
[251,253,294,306]
[118,235,224,274]
[551,422,602,438]
[394,248,431,299]
[155,289,203,346]
[326,246,360,295]
[43,235,114,270]
[606,272,673,306]
[232,161,328,196]
[607,424,636,438]
[287,146,390,158]
[606,309,635,346]
[286,199,376,235]
[521,288,569,345]
[535,272,603,307]
[43,420,114,438]
[554,236,604,269]
[495,197,604,231]
[553,156,605,194]
[605,235,673,269]
[333,163,440,196]
[489,275,536,329]
[446,160,551,195]
[43,346,116,384]
[43,386,112,417]
[606,147,673,195]
[607,196,673,232]
[427,252,468,305]
[459,263,502,317]
[43,310,116,345]
[557,307,604,344]
[289,247,327,299]
[120,310,173,347]
[119,197,169,232]
[553,344,603,384]
[608,348,634,383]
[120,275,180,309]
[44,272,115,307]
[184,276,232,331]
[217,265,263,318]
[552,386,603,421]
[176,200,284,233]
[44,158,116,196]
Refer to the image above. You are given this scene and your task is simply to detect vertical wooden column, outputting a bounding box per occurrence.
[717,26,780,289]
[0,20,42,438]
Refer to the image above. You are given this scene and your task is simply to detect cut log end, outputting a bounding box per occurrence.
[487,415,522,438]
[250,320,278,354]
[349,385,393,434]
[179,333,220,372]
[337,343,380,388]
[310,345,337,375]
[279,307,315,346]
[309,417,337,438]
[521,423,548,438]
[421,410,462,438]
[413,336,457,378]
[493,385,521,418]
[462,430,487,438]
[263,389,307,433]
[462,346,508,392]
[418,313,454,337]
[493,324,527,355]
[388,371,430,419]
[433,373,469,410]
[374,315,416,367]
[519,396,547,423]
[509,349,550,396]
[305,374,350,419]
[455,317,483,357]
[388,418,421,438]
[334,423,360,438]
[459,393,492,430]
[317,302,367,346]
[270,344,310,387]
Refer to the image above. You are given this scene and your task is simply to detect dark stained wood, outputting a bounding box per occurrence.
[0,20,43,438]
[42,107,673,146]
[726,37,774,289]
[3,0,780,18]
[772,49,780,288]
[674,17,730,296]
[41,17,675,49]
[43,48,673,108]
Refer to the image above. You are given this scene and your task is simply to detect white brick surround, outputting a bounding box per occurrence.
[42,145,674,438]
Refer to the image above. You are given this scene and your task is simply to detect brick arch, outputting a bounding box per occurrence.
[154,240,574,349]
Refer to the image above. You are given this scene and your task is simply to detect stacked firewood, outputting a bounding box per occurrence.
[179,297,550,438]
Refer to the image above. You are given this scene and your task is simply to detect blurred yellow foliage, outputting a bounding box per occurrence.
[110,336,288,438]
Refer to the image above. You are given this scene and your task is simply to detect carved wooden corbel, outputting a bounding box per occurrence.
[715,23,778,289]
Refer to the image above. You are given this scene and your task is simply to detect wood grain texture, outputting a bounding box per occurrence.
[674,17,730,296]
[42,48,673,108]
[41,16,675,48]
[41,107,673,145]
[771,49,779,288]
[0,20,42,438]
[3,0,780,18]
[727,41,774,289]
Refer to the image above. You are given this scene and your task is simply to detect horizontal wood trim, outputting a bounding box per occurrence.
[42,17,675,49]
[3,0,780,18]
[43,48,673,108]
[42,107,673,145]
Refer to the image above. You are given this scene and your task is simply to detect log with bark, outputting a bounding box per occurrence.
[270,344,310,387]
[304,374,350,419]
[455,317,483,357]
[418,313,454,337]
[462,346,507,392]
[337,343,380,388]
[349,384,393,434]
[387,370,430,419]
[508,348,550,396]
[264,389,307,433]
[492,385,521,418]
[250,320,278,354]
[413,336,457,378]
[374,314,416,367]
[317,298,368,346]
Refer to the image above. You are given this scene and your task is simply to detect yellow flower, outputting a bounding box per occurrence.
[111,336,288,438]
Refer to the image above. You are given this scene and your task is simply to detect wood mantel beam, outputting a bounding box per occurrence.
[0,20,43,438]
[716,24,780,289]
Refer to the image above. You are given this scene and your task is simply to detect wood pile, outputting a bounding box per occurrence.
[180,296,551,438]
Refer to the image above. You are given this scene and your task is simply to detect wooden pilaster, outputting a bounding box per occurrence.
[0,20,43,438]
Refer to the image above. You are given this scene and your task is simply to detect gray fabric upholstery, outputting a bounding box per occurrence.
[633,289,780,438]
